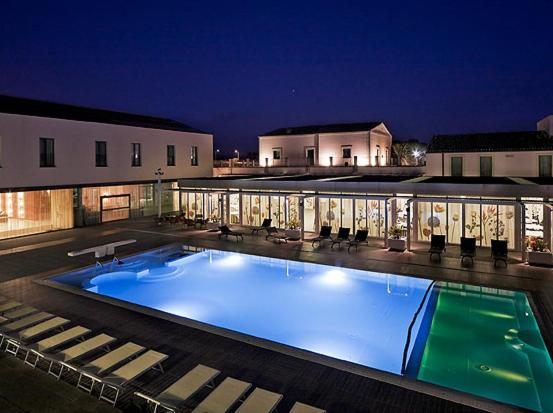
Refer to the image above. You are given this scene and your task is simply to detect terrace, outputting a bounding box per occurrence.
[0,216,552,412]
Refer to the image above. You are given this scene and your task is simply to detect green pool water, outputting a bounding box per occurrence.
[417,283,553,412]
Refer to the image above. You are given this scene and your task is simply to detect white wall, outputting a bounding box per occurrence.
[0,113,213,189]
[425,151,553,177]
[258,124,392,167]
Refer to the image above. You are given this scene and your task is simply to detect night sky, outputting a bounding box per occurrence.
[1,1,552,154]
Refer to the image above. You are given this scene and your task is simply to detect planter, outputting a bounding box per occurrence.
[285,229,301,241]
[528,250,553,267]
[388,238,406,252]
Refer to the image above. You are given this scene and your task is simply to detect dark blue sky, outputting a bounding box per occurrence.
[1,1,552,153]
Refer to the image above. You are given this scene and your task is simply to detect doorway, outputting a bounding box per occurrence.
[306,147,315,166]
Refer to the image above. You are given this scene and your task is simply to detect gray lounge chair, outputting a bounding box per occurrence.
[218,225,244,241]
[347,229,369,253]
[45,333,116,379]
[310,226,332,247]
[99,350,168,405]
[330,227,351,249]
[0,312,54,347]
[76,342,145,393]
[289,402,326,413]
[2,306,38,320]
[191,377,252,413]
[428,234,446,262]
[235,388,283,413]
[134,364,220,413]
[23,326,91,367]
[460,237,476,265]
[4,316,70,356]
[0,300,22,314]
[251,218,272,235]
[491,239,508,267]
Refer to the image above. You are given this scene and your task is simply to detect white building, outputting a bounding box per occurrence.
[0,95,213,240]
[425,131,553,177]
[258,122,392,167]
[538,115,553,137]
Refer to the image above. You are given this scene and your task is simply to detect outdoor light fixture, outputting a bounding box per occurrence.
[154,167,165,218]
[234,149,240,160]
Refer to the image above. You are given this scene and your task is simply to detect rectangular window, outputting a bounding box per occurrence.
[190,145,198,166]
[479,156,492,177]
[451,156,463,176]
[273,148,281,160]
[167,145,176,166]
[95,141,107,167]
[39,138,55,167]
[539,155,552,177]
[131,143,141,167]
[342,146,352,158]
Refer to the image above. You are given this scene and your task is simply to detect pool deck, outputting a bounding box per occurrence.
[0,217,551,413]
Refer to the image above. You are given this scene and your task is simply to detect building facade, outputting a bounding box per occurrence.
[538,115,553,137]
[425,131,553,177]
[258,122,392,167]
[0,95,212,240]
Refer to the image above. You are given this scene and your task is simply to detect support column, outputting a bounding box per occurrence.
[238,192,243,225]
[543,201,552,253]
[520,202,526,261]
[218,194,224,225]
[406,199,412,251]
[299,197,305,240]
[384,198,389,248]
[412,200,419,243]
[315,195,320,233]
[225,193,230,224]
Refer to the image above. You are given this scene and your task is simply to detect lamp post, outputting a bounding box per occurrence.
[154,168,164,218]
[234,149,240,160]
[215,148,220,161]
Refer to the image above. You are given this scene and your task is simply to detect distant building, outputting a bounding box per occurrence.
[0,95,212,240]
[538,115,553,137]
[425,131,553,177]
[258,122,392,167]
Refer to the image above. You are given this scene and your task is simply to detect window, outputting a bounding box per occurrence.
[342,146,352,158]
[190,145,198,166]
[450,156,463,176]
[167,145,176,166]
[480,156,492,177]
[273,148,281,160]
[95,141,107,167]
[39,138,55,167]
[131,143,141,167]
[539,155,552,177]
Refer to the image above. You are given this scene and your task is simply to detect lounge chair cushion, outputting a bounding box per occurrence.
[49,333,116,363]
[191,377,252,413]
[103,350,168,386]
[82,342,145,376]
[31,326,90,352]
[235,388,283,413]
[156,364,220,408]
[18,317,70,341]
[2,312,53,333]
[290,402,326,413]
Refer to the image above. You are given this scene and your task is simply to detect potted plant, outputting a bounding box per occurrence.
[285,218,301,240]
[388,225,406,251]
[527,237,553,267]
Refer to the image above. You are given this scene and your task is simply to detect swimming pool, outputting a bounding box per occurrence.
[52,246,553,412]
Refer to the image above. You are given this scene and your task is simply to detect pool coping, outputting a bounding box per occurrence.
[35,242,528,413]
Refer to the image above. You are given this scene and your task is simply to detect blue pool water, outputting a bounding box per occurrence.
[54,246,432,374]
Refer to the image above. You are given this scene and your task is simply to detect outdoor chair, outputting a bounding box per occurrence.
[491,239,508,267]
[0,312,54,348]
[23,326,91,368]
[235,387,283,413]
[460,237,476,265]
[289,401,327,413]
[251,218,272,235]
[331,227,351,249]
[2,305,37,320]
[310,226,332,247]
[265,226,289,243]
[428,234,446,262]
[99,350,168,406]
[44,333,116,380]
[347,230,369,253]
[4,316,70,357]
[134,364,220,413]
[191,377,252,413]
[0,300,23,314]
[75,342,145,394]
[218,225,244,241]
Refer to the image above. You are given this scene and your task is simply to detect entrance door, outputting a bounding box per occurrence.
[306,148,315,166]
[100,194,131,222]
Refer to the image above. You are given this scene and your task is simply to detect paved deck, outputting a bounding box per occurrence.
[0,217,551,413]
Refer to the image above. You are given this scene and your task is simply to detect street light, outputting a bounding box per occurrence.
[215,149,220,161]
[154,168,164,218]
[234,149,240,160]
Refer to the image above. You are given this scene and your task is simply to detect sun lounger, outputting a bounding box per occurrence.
[191,377,252,413]
[134,364,220,413]
[460,237,477,265]
[4,316,70,356]
[310,226,332,247]
[347,229,369,253]
[23,326,91,367]
[428,234,446,262]
[44,333,116,379]
[289,401,326,413]
[99,350,168,405]
[330,227,351,249]
[235,387,283,413]
[491,239,508,267]
[76,342,145,393]
[251,218,272,235]
[0,312,54,347]
[3,306,38,320]
[218,225,244,241]
[0,300,22,314]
